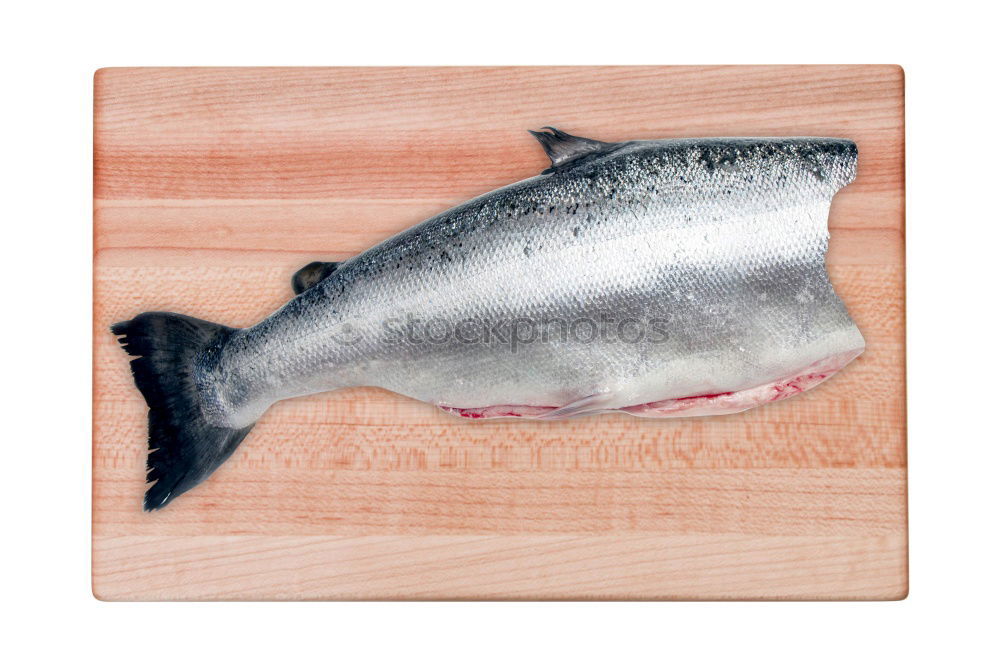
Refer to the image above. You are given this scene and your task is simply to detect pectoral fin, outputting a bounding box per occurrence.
[291,261,340,295]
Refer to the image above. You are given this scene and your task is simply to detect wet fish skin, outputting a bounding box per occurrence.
[202,135,862,424]
[113,130,864,508]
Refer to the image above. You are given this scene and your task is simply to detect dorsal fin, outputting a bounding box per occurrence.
[291,261,340,295]
[528,127,616,174]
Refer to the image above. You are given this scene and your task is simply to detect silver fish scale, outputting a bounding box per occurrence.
[199,137,864,427]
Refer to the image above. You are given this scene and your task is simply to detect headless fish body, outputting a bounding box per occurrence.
[114,128,864,509]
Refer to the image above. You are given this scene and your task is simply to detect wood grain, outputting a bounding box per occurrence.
[93,66,906,600]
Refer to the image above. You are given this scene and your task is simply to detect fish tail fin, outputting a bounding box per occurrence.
[111,312,254,510]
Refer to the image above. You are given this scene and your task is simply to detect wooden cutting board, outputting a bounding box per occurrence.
[92,66,906,600]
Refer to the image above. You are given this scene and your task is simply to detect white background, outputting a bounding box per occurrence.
[2,1,995,663]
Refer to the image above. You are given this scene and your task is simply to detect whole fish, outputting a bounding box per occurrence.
[113,128,864,509]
